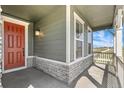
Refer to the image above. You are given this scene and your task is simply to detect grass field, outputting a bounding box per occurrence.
[93,47,114,53]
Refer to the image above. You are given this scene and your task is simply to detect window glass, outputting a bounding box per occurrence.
[76,40,82,58]
[88,30,92,54]
[74,14,85,60]
[76,20,83,40]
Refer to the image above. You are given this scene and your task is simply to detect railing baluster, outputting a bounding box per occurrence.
[103,53,104,63]
[104,53,105,63]
[93,52,114,65]
[107,53,108,64]
[106,53,107,64]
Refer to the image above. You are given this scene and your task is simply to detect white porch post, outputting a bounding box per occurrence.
[113,34,117,67]
[0,5,3,88]
[116,9,123,59]
[66,5,70,63]
[114,8,124,87]
[114,34,116,54]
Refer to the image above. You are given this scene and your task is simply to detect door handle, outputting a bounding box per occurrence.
[23,48,25,56]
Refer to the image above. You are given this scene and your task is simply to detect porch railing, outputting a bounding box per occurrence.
[115,56,124,87]
[93,51,124,87]
[93,52,114,65]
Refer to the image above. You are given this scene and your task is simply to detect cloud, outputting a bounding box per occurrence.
[97,31,104,38]
[93,30,114,48]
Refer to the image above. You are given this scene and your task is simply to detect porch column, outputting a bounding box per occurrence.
[0,5,2,88]
[113,34,117,67]
[115,9,124,87]
[116,9,123,59]
[114,34,116,54]
[66,5,70,63]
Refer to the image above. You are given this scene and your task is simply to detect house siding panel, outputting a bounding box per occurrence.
[28,23,34,56]
[34,6,66,62]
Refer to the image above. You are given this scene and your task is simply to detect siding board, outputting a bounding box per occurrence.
[28,23,34,56]
[34,6,66,62]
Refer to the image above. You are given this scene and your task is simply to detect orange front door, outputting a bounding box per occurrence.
[4,21,25,70]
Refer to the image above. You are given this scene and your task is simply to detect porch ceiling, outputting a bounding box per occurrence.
[2,5,116,31]
[75,5,115,31]
[1,5,62,22]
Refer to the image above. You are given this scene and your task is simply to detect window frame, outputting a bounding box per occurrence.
[74,12,85,60]
[87,26,92,55]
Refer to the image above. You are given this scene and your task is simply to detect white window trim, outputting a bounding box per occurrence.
[87,26,93,55]
[74,12,85,61]
[2,15,29,73]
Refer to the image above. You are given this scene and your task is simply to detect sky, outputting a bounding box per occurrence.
[93,28,114,48]
[93,27,124,48]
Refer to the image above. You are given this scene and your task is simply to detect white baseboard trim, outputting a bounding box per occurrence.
[33,55,93,66]
[35,56,67,66]
[27,56,35,58]
[69,54,93,65]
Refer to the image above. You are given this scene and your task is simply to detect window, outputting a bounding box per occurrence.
[88,27,92,54]
[74,12,84,60]
[76,21,83,40]
[76,21,83,58]
[74,12,92,60]
[84,24,88,57]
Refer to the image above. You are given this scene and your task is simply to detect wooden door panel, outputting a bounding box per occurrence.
[4,21,25,70]
[8,35,14,48]
[16,35,21,48]
[8,52,14,64]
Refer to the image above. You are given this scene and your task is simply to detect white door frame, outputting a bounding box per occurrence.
[2,15,29,73]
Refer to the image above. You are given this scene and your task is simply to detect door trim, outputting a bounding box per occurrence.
[2,15,29,73]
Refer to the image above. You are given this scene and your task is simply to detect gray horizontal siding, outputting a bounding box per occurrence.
[34,6,66,62]
[28,23,34,56]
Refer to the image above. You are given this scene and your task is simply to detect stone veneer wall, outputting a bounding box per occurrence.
[33,55,93,84]
[34,57,69,82]
[27,56,35,68]
[68,56,93,83]
[0,55,92,87]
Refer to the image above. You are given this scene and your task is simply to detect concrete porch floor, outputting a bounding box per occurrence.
[2,68,68,88]
[70,63,121,88]
[2,63,121,88]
